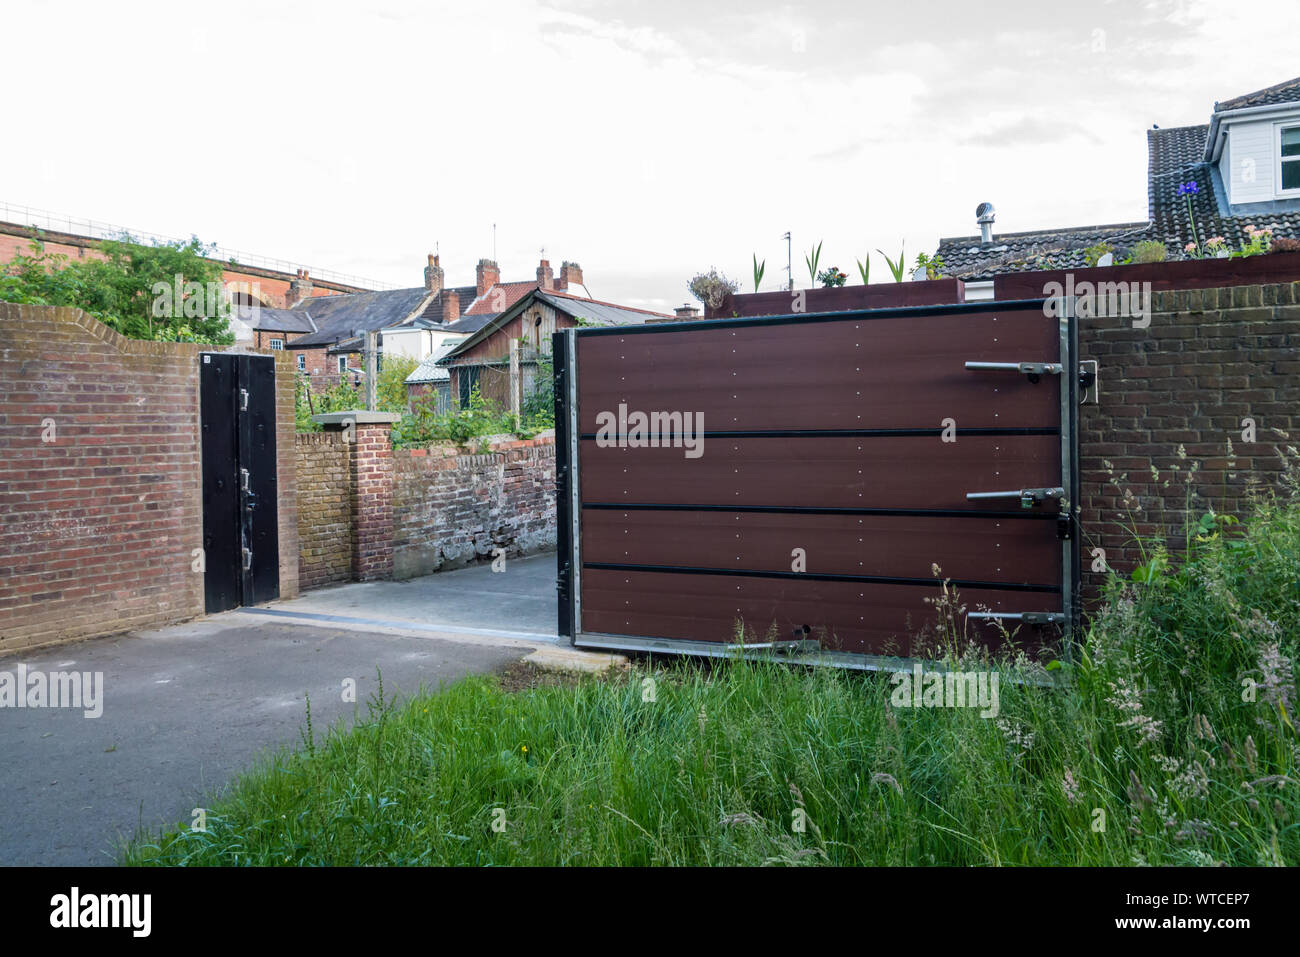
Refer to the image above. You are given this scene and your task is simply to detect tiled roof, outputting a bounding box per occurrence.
[234,304,315,333]
[439,288,671,365]
[936,222,1151,280]
[932,91,1300,279]
[461,280,539,316]
[287,287,432,347]
[405,339,464,383]
[538,289,674,325]
[1148,125,1300,251]
[1215,76,1300,112]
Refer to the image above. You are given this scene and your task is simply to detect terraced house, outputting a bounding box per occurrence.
[935,75,1300,281]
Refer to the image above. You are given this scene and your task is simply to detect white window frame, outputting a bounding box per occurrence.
[1276,121,1300,198]
[337,356,348,374]
[269,338,284,351]
[296,354,306,372]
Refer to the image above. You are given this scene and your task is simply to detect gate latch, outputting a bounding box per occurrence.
[240,388,249,411]
[965,360,1063,384]
[242,547,253,572]
[240,468,250,492]
[966,486,1065,509]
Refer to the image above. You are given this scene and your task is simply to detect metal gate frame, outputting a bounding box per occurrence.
[199,352,280,614]
[555,297,1080,671]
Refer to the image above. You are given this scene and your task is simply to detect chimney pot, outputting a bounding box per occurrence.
[424,253,444,294]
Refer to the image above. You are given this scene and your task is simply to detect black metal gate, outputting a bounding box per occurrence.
[199,353,280,613]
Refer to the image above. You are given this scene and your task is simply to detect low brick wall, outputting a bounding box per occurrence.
[295,432,353,590]
[392,435,556,579]
[294,427,557,588]
[0,304,299,653]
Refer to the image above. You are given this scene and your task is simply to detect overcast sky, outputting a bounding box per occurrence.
[3,0,1297,311]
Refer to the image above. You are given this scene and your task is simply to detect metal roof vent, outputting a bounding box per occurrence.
[976,202,996,244]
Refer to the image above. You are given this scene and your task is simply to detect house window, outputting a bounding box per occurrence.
[269,338,284,351]
[1281,125,1300,193]
[337,356,348,374]
[297,354,306,372]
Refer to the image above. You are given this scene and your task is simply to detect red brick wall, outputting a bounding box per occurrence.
[0,303,299,652]
[295,433,353,589]
[392,435,557,578]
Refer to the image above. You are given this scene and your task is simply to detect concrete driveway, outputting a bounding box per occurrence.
[0,554,559,866]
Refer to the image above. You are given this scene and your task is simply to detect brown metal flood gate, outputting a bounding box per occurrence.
[555,298,1081,666]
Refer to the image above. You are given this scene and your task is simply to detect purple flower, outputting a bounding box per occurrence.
[1177,182,1200,196]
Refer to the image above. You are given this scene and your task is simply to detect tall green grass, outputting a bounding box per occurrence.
[126,482,1299,866]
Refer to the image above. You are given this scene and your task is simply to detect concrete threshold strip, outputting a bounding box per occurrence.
[231,608,627,675]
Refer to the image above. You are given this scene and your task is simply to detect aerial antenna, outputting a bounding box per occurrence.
[782,231,792,290]
[493,223,497,263]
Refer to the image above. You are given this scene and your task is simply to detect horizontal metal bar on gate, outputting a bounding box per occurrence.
[569,297,1053,336]
[582,561,1062,592]
[581,502,1064,520]
[578,426,1060,440]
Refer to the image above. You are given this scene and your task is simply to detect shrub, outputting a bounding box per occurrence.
[816,266,847,287]
[687,268,738,310]
[1132,240,1167,263]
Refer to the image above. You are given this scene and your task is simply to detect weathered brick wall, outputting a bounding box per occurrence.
[1077,282,1300,599]
[391,434,557,579]
[0,303,299,652]
[295,433,353,590]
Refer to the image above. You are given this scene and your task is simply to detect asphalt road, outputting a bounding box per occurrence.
[0,555,559,866]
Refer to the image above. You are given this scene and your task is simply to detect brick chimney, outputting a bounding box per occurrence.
[439,289,460,325]
[536,258,554,290]
[476,258,500,298]
[286,268,312,307]
[559,261,583,291]
[674,303,701,319]
[424,253,443,294]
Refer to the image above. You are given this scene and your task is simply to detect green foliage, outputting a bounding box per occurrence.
[521,354,555,431]
[804,240,822,287]
[751,254,765,292]
[390,385,522,449]
[124,453,1300,867]
[1132,240,1167,264]
[815,265,847,287]
[376,354,419,412]
[855,255,870,285]
[0,234,234,344]
[1083,242,1114,267]
[913,252,944,280]
[877,242,906,282]
[293,374,320,432]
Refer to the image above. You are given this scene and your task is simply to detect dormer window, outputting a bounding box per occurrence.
[1280,124,1300,194]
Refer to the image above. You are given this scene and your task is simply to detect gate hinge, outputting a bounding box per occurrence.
[1056,514,1073,540]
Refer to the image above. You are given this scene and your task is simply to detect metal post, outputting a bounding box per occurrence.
[364,331,377,411]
